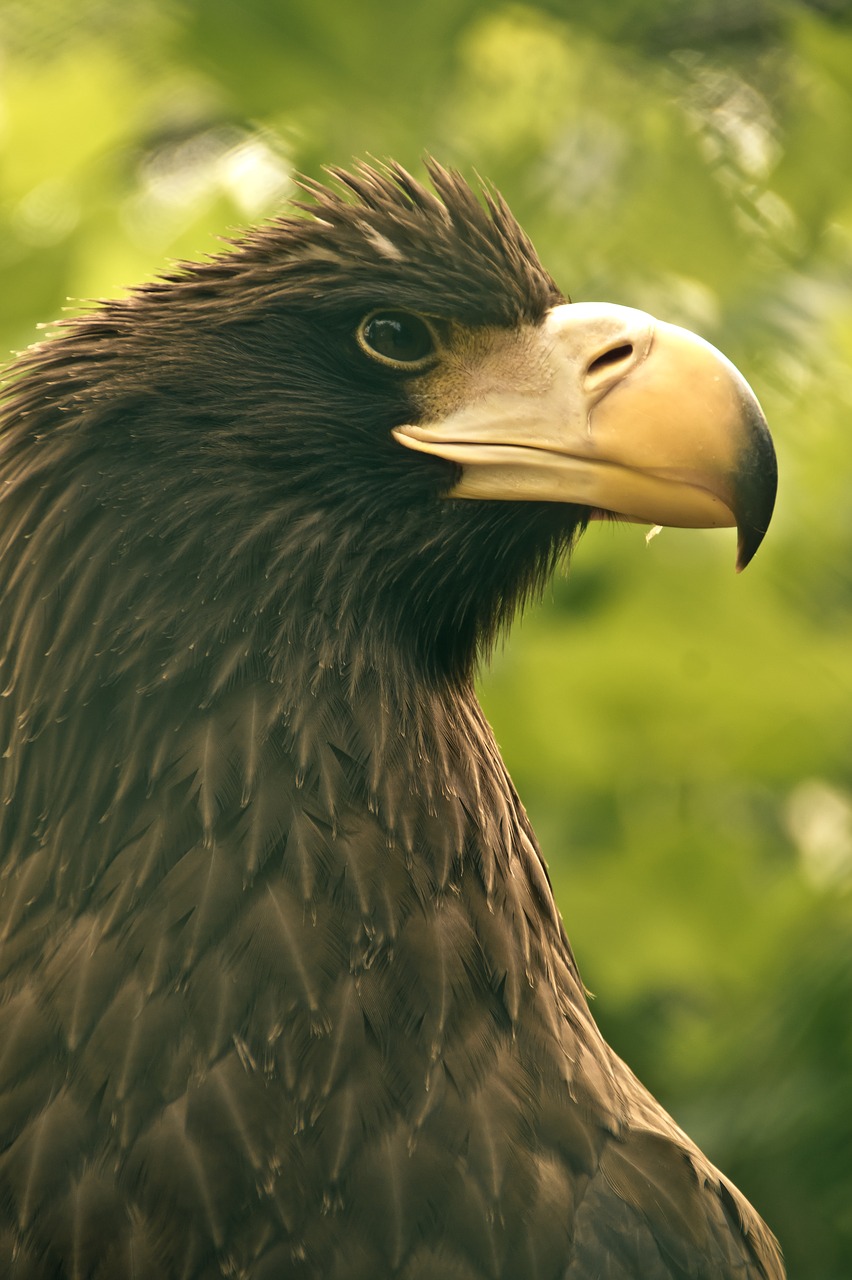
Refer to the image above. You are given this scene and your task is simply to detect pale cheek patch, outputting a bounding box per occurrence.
[412,323,552,422]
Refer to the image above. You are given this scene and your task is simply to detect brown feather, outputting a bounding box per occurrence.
[0,162,783,1277]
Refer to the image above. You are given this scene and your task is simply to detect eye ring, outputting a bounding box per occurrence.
[356,310,439,370]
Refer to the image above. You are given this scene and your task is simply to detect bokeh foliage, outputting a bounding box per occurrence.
[1,0,851,1273]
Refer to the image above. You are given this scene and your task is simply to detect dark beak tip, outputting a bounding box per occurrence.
[735,527,765,573]
[734,486,777,573]
[733,406,777,573]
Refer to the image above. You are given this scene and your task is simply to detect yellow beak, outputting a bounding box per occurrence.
[393,303,776,570]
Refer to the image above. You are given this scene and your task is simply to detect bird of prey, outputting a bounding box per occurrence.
[0,161,782,1279]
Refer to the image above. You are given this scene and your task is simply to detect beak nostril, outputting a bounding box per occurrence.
[588,343,634,377]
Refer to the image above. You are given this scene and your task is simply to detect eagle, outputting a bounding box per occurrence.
[0,162,781,1279]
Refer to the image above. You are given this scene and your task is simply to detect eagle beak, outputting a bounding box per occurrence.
[393,302,777,571]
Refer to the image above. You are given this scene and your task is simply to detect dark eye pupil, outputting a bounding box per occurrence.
[361,312,434,364]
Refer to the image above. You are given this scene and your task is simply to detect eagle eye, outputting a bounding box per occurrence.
[357,311,437,369]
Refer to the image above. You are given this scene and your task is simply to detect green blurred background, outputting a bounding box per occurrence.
[1,0,850,1273]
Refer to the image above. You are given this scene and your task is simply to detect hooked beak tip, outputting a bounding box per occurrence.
[733,404,778,572]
